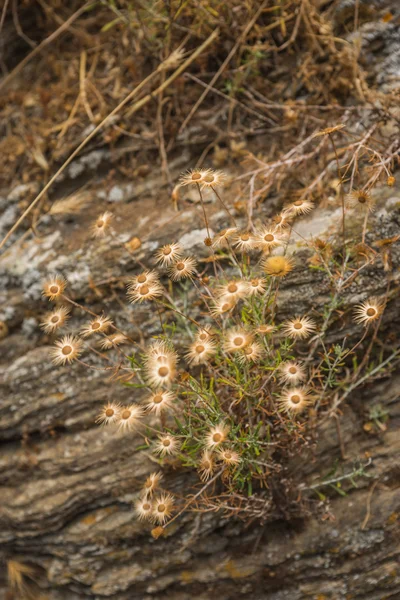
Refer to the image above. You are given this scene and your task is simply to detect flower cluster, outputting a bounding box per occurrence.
[40,165,391,531]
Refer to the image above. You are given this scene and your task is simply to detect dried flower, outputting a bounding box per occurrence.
[232,231,257,252]
[81,315,112,337]
[272,212,291,230]
[92,211,113,237]
[210,296,236,317]
[218,448,240,466]
[285,199,314,216]
[238,341,264,363]
[353,298,384,326]
[255,227,285,251]
[146,358,176,388]
[195,326,215,343]
[99,333,128,350]
[155,243,184,266]
[135,498,153,521]
[282,316,316,339]
[152,493,174,524]
[128,270,159,290]
[116,404,143,432]
[279,361,307,385]
[224,329,253,353]
[168,257,197,281]
[199,169,226,189]
[40,306,70,333]
[262,255,294,277]
[179,169,207,186]
[256,323,276,335]
[43,275,67,301]
[154,434,180,456]
[278,387,312,414]
[199,450,215,481]
[51,335,83,365]
[246,278,267,296]
[128,281,164,303]
[95,402,121,426]
[387,176,395,186]
[346,189,375,212]
[205,423,229,449]
[186,339,216,365]
[144,391,176,415]
[143,472,163,497]
[216,280,248,301]
[212,228,238,248]
[146,340,178,364]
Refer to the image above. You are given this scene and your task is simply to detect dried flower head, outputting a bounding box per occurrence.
[238,341,264,363]
[212,228,238,249]
[199,168,226,189]
[135,498,153,521]
[155,243,184,266]
[255,227,285,251]
[143,472,163,497]
[232,231,257,252]
[216,279,248,301]
[168,257,197,281]
[81,315,112,337]
[199,450,215,481]
[285,199,314,216]
[154,434,180,456]
[279,361,307,385]
[278,387,312,414]
[40,306,70,334]
[51,335,83,365]
[195,326,215,343]
[128,270,159,290]
[152,493,174,524]
[146,358,176,388]
[224,329,253,353]
[205,423,229,449]
[128,281,164,303]
[246,277,267,296]
[144,391,176,415]
[186,339,216,365]
[95,402,121,426]
[179,169,207,186]
[272,212,291,230]
[256,323,276,335]
[387,176,395,186]
[282,316,316,339]
[92,211,113,237]
[218,448,240,466]
[99,333,128,350]
[353,298,384,326]
[116,404,143,432]
[43,275,67,301]
[263,255,294,277]
[346,189,375,212]
[145,340,178,364]
[210,296,236,317]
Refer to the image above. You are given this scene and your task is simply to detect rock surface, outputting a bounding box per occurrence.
[1,1,400,598]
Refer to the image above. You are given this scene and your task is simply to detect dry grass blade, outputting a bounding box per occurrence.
[0,28,219,251]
